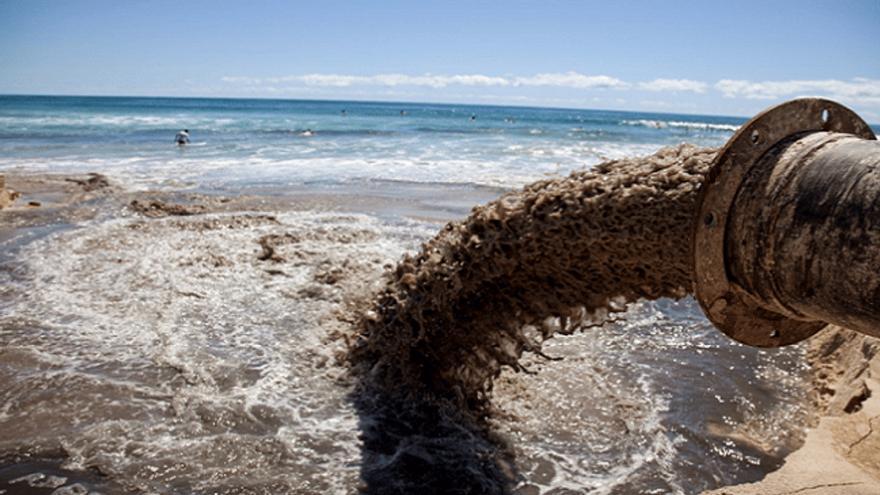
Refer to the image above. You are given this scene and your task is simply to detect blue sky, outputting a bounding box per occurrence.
[1,0,878,119]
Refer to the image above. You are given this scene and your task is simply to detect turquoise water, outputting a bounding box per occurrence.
[0,95,743,190]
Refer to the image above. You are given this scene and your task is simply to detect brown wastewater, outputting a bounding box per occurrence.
[0,145,813,494]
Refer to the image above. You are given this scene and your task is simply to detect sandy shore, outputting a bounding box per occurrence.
[703,327,880,495]
[2,172,878,494]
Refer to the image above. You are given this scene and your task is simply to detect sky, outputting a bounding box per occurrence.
[1,0,879,119]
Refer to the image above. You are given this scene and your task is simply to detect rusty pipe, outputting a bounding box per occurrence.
[693,98,879,347]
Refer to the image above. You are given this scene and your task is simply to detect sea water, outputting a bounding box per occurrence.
[0,95,741,190]
[0,96,814,494]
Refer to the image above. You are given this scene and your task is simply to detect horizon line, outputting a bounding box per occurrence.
[5,92,879,128]
[0,92,754,121]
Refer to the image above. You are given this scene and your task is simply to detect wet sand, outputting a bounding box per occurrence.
[704,327,880,495]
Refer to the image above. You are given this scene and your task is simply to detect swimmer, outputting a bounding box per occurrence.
[341,109,347,116]
[174,129,190,145]
[400,110,407,116]
[469,114,477,121]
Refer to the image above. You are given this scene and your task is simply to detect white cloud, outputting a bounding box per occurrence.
[224,73,510,88]
[639,78,707,93]
[297,74,365,87]
[222,71,629,90]
[715,78,880,105]
[298,73,511,88]
[220,76,263,85]
[219,73,880,114]
[512,72,629,89]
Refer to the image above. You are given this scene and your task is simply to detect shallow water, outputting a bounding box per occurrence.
[0,204,811,494]
[1,210,430,493]
[495,300,809,494]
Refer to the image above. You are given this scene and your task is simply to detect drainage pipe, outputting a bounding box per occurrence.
[693,98,879,346]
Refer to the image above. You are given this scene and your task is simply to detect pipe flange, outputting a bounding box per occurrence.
[693,98,876,347]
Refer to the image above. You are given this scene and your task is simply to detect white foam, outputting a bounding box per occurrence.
[622,119,740,132]
[0,152,556,190]
[0,211,434,493]
[0,114,236,129]
[495,299,810,494]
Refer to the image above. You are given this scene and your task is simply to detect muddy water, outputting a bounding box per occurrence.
[348,144,811,493]
[0,148,812,494]
[0,210,434,494]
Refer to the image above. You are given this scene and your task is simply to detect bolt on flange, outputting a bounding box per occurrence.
[692,98,879,347]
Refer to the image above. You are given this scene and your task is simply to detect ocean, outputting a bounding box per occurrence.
[0,95,815,494]
[0,95,743,190]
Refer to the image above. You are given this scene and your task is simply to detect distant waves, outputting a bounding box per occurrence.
[621,118,741,132]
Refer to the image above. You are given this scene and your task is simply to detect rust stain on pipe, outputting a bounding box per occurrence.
[727,133,880,339]
[694,98,879,346]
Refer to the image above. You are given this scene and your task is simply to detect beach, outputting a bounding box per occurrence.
[0,96,875,494]
[0,170,811,494]
[705,327,880,495]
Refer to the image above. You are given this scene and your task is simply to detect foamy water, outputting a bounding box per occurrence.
[1,211,434,493]
[496,300,809,494]
[0,207,811,494]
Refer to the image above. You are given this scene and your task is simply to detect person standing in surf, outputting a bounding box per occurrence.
[174,129,190,146]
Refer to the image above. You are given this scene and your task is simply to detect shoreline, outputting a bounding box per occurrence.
[1,172,877,494]
[703,327,880,495]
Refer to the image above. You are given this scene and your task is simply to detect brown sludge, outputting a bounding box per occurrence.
[64,172,111,192]
[129,199,207,217]
[348,144,716,413]
[0,175,21,209]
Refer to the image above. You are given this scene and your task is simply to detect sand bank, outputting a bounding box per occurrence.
[703,327,880,495]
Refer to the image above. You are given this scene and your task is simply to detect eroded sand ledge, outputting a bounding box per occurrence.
[704,327,880,495]
[0,175,21,209]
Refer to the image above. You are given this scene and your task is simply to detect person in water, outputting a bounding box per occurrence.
[174,129,190,145]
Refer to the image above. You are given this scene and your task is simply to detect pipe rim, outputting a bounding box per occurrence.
[692,98,876,347]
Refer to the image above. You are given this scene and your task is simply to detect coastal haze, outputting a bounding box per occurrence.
[1,96,813,493]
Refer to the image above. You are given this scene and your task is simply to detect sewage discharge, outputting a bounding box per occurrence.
[347,99,880,492]
[347,143,717,492]
[349,144,715,408]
